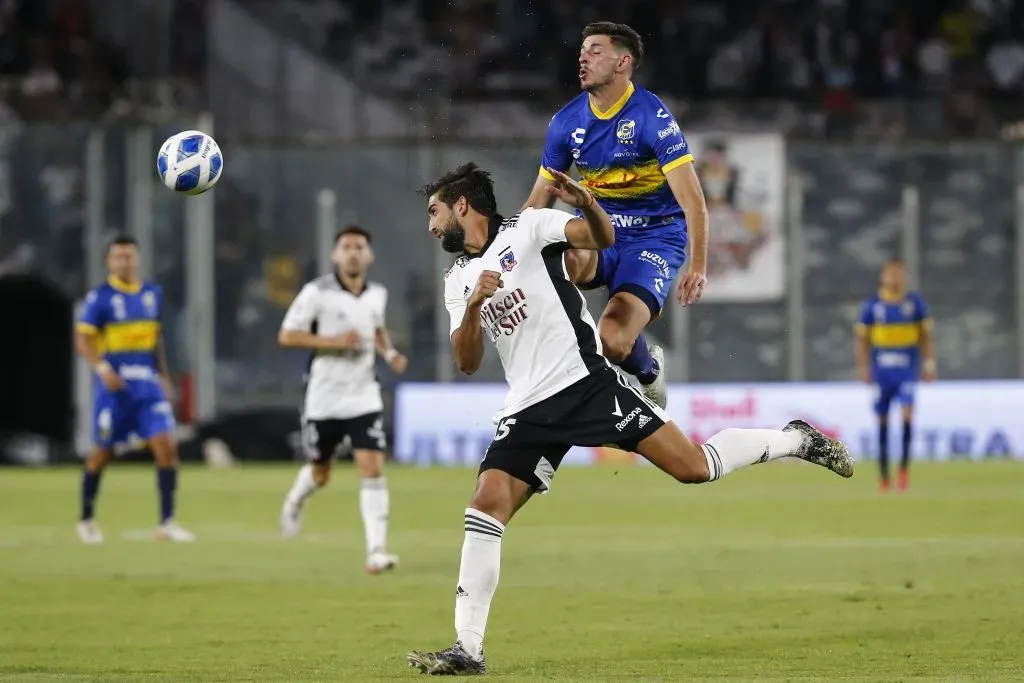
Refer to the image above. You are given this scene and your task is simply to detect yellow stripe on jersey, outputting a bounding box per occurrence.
[870,322,921,348]
[539,166,557,181]
[578,158,666,200]
[102,320,160,354]
[661,153,694,175]
[589,82,635,120]
[76,322,99,335]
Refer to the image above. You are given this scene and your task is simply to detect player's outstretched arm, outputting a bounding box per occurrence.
[544,168,614,250]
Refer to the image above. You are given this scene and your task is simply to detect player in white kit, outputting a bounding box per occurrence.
[278,225,408,574]
[406,164,855,675]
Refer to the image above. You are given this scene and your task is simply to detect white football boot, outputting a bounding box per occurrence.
[366,550,399,575]
[156,520,195,542]
[76,519,104,544]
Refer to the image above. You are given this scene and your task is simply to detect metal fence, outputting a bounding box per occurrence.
[1,124,1021,422]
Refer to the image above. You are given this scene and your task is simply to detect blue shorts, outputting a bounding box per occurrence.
[588,221,688,316]
[93,380,175,449]
[873,378,916,416]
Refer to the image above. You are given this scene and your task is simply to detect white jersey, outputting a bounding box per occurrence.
[281,275,387,420]
[444,207,607,417]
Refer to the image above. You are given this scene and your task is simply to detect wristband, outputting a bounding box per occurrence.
[384,349,399,362]
[95,361,113,375]
[923,358,937,374]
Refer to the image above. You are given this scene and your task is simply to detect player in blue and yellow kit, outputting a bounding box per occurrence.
[74,236,194,543]
[523,22,709,409]
[855,260,937,492]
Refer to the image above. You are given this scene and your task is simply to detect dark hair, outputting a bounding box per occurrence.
[418,162,498,218]
[336,224,371,244]
[107,235,138,254]
[582,22,644,70]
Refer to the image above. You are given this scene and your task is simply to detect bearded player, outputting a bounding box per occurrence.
[523,22,709,409]
[407,163,853,675]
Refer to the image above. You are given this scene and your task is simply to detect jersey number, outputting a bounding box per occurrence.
[494,418,517,441]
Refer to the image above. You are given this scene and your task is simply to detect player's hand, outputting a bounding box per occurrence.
[388,352,408,374]
[328,331,362,350]
[859,367,872,384]
[676,266,707,306]
[97,364,124,392]
[544,168,595,210]
[469,270,503,307]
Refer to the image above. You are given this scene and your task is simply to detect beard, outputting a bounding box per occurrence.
[440,220,466,253]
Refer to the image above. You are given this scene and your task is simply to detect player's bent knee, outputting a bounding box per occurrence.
[598,324,634,363]
[469,469,528,525]
[564,248,597,285]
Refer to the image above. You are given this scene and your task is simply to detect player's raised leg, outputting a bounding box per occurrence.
[638,417,854,484]
[565,247,668,408]
[407,462,539,676]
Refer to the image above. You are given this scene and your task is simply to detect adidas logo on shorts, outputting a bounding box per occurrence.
[637,415,651,428]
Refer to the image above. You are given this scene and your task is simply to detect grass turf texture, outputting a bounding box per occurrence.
[1,462,1022,681]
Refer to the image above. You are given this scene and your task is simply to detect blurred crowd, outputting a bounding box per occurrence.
[0,0,132,119]
[265,0,1024,104]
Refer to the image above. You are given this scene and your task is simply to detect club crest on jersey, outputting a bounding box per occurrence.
[616,119,636,144]
[498,247,517,273]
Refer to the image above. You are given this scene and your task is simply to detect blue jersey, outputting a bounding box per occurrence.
[77,277,173,448]
[856,291,932,379]
[77,277,165,379]
[539,82,693,238]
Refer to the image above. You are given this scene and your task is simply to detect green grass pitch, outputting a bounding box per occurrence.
[1,461,1023,681]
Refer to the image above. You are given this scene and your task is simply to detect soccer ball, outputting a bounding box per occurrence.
[156,130,224,195]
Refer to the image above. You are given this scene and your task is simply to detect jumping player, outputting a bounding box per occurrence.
[278,225,408,574]
[855,260,936,492]
[407,163,853,675]
[522,22,710,409]
[75,236,193,543]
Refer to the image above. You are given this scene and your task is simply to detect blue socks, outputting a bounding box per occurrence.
[618,334,659,385]
[878,419,889,482]
[157,468,178,523]
[81,470,103,521]
[901,420,912,471]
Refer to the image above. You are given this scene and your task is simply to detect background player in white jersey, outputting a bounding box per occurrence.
[522,22,710,409]
[277,225,408,574]
[406,164,854,675]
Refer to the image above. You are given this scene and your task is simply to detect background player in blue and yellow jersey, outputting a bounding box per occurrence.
[523,22,709,409]
[855,260,937,492]
[74,236,194,543]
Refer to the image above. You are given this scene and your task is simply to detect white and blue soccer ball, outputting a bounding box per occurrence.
[156,130,223,195]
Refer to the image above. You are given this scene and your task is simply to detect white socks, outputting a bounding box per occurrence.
[702,428,805,480]
[360,476,390,554]
[455,508,503,660]
[285,464,320,508]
